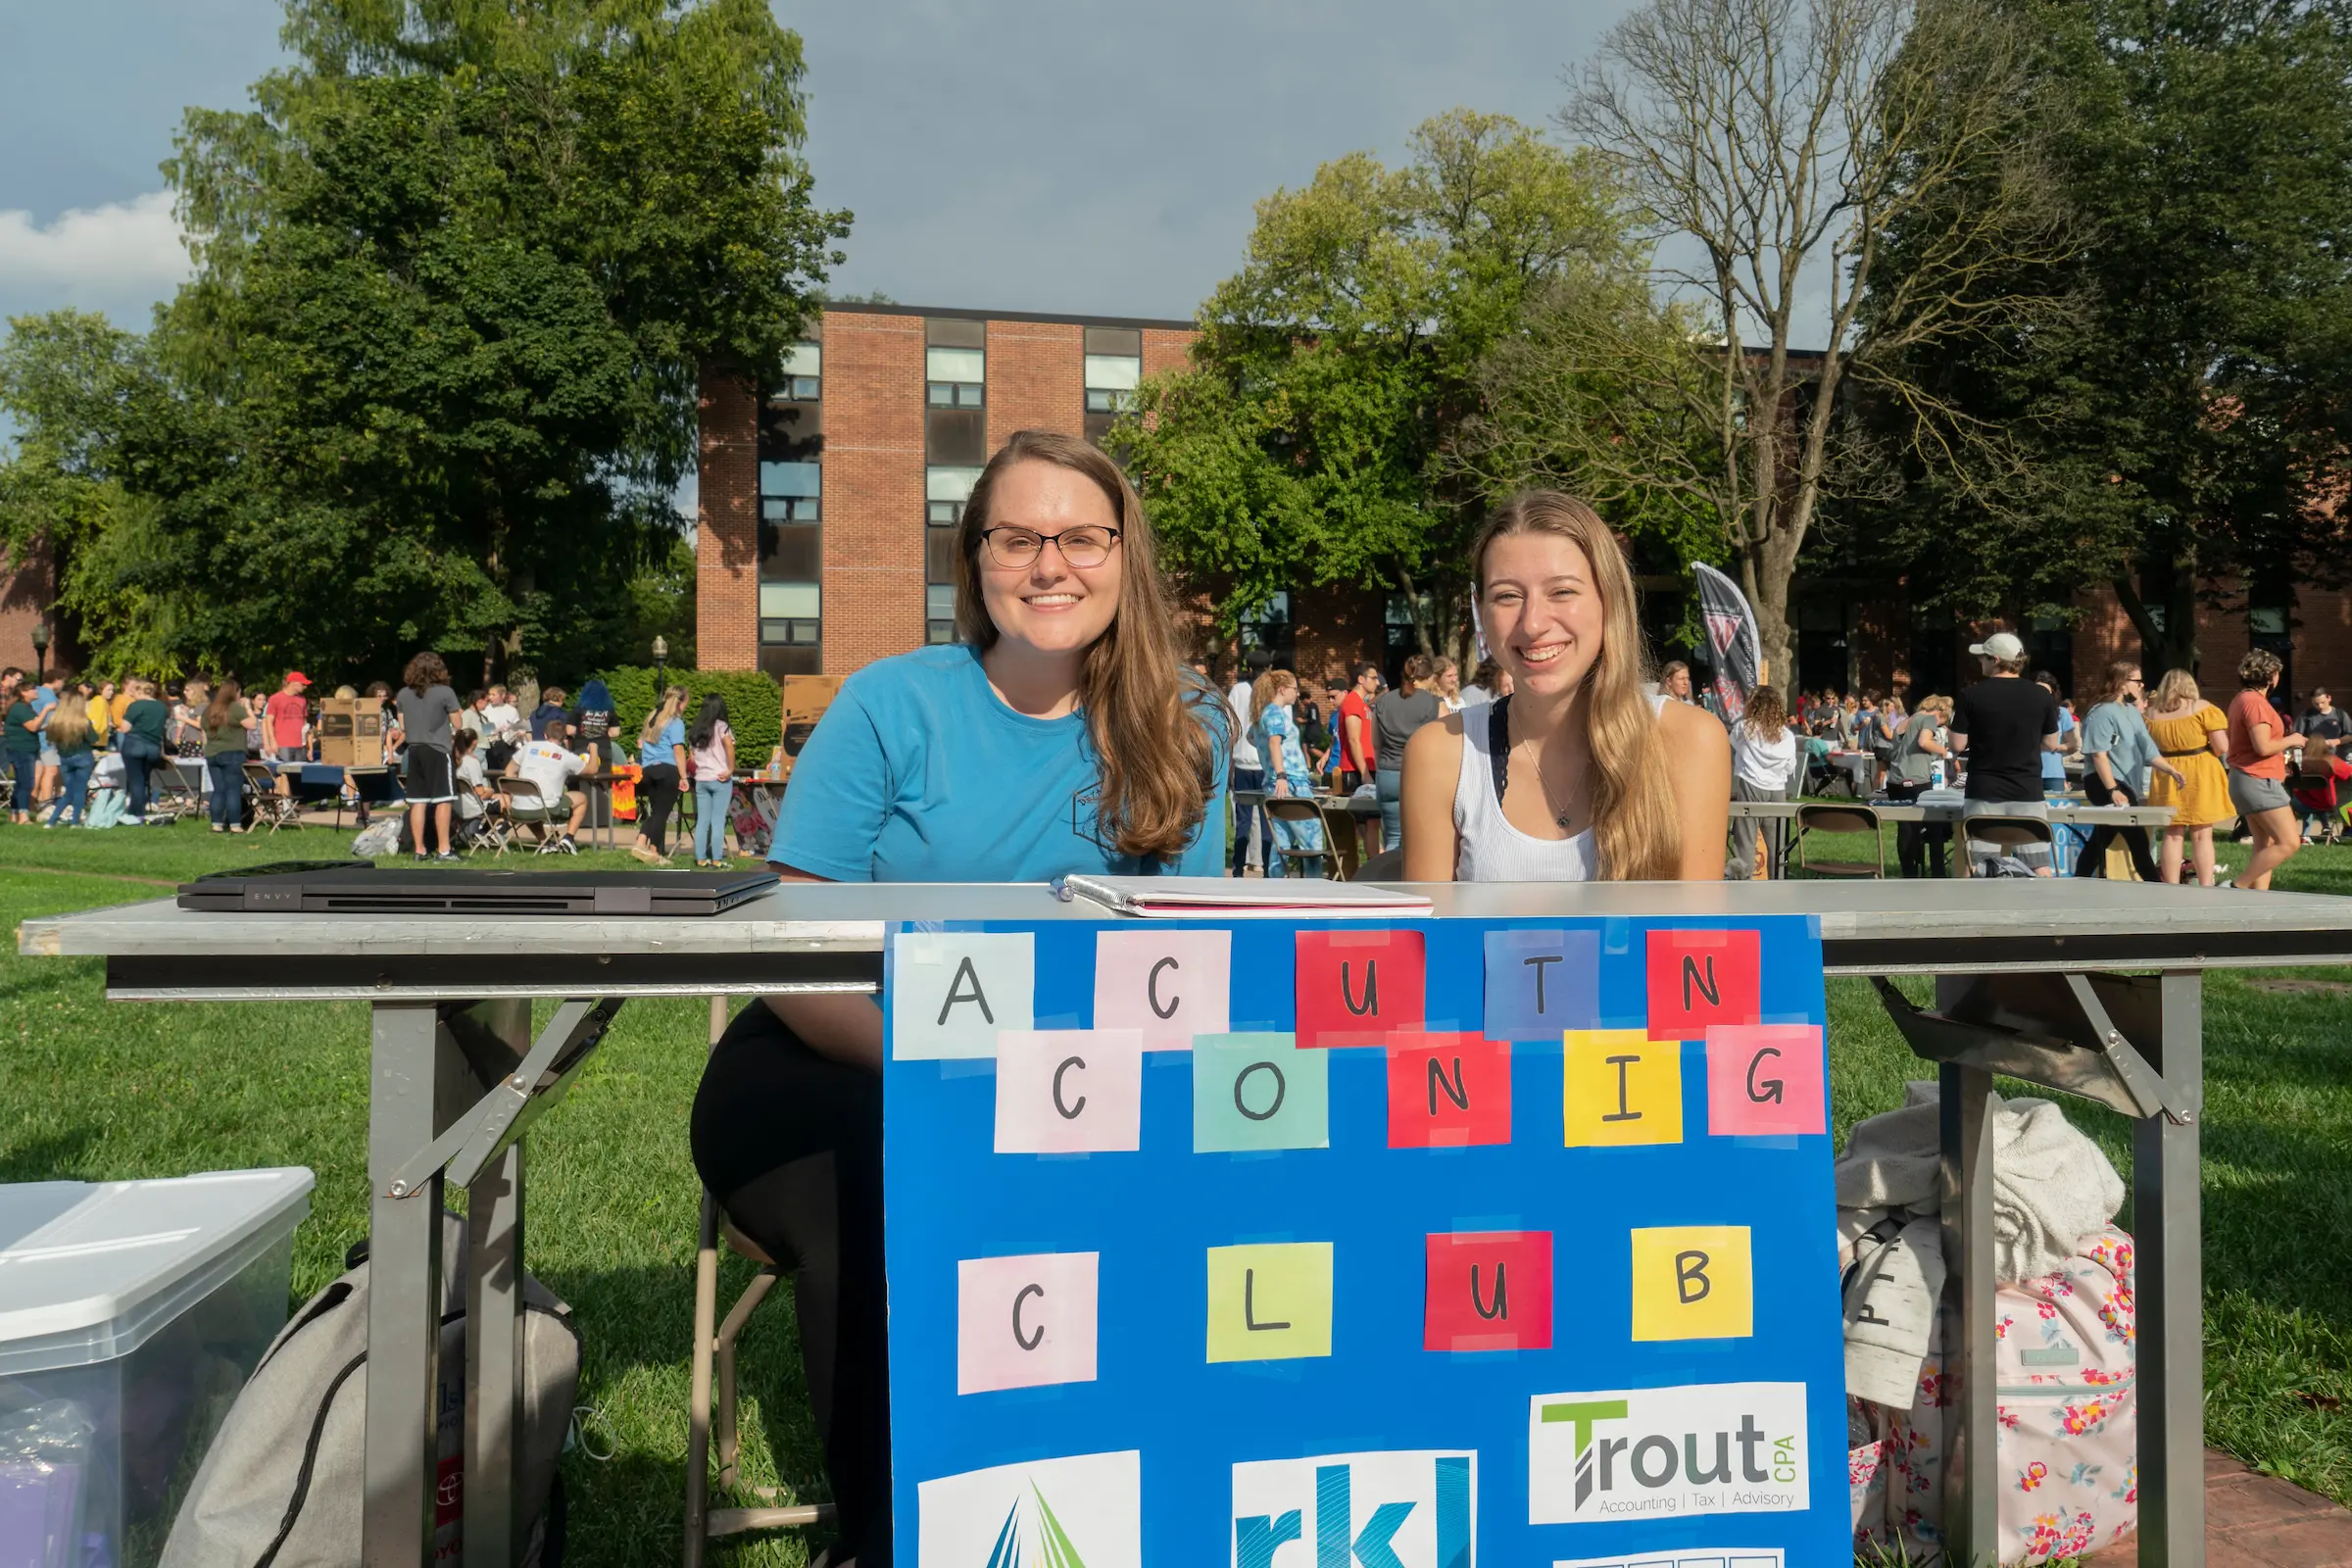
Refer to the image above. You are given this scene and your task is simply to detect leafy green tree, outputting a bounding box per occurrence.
[1,0,845,684]
[1847,0,2352,670]
[1117,110,1659,665]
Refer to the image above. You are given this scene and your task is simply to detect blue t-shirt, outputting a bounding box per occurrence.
[2082,701,2156,795]
[1250,703,1313,788]
[771,643,1228,882]
[2041,705,2078,788]
[638,716,686,770]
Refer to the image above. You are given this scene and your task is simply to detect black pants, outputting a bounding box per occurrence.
[639,761,681,852]
[1887,778,1949,877]
[2076,774,2162,881]
[690,1003,889,1565]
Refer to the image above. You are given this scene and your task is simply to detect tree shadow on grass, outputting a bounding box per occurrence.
[0,1128,96,1185]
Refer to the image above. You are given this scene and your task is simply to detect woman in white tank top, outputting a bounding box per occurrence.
[1398,493,1731,881]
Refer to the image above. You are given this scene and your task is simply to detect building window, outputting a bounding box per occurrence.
[1239,592,1295,673]
[925,466,980,644]
[926,317,986,408]
[758,337,824,676]
[1083,326,1142,444]
[780,341,820,402]
[2025,612,2074,700]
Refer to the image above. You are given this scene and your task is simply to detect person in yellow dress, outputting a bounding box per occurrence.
[2143,667,2230,885]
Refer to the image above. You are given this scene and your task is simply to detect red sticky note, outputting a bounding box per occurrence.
[1425,1231,1552,1351]
[1295,929,1425,1049]
[1645,928,1761,1036]
[1386,1034,1512,1149]
[1705,1023,1826,1136]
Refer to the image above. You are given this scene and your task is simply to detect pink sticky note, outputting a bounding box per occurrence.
[994,1030,1144,1153]
[1705,1023,1827,1136]
[1094,930,1231,1050]
[957,1251,1100,1394]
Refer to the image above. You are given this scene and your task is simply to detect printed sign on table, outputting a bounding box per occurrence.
[885,916,1843,1566]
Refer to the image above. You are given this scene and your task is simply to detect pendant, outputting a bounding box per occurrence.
[1555,808,1572,829]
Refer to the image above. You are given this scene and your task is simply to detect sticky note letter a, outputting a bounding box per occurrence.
[1644,927,1761,1037]
[1295,928,1425,1049]
[1093,929,1230,1050]
[891,931,1033,1059]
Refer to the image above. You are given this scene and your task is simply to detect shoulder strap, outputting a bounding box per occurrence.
[1489,695,1512,808]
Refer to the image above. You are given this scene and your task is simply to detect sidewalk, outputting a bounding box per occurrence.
[2082,1450,2352,1566]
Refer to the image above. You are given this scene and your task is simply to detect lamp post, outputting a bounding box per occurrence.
[652,635,668,692]
[28,622,49,684]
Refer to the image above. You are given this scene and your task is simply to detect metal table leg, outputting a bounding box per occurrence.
[364,1004,461,1568]
[2139,971,2205,1567]
[1938,1051,2001,1566]
[458,998,533,1568]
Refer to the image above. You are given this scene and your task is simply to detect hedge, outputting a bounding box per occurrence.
[590,665,784,762]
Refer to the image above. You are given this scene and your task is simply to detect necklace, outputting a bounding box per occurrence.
[1510,708,1577,830]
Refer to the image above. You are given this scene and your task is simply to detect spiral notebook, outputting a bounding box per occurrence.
[1058,874,1432,919]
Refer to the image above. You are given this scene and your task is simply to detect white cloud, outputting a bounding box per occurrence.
[0,190,191,327]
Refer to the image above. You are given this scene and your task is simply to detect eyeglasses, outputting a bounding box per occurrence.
[978,525,1122,570]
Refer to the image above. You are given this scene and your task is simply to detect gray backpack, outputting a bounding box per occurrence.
[162,1212,580,1568]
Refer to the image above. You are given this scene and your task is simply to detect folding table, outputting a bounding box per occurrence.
[23,880,2352,1568]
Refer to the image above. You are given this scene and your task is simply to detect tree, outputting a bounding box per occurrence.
[1845,0,2352,671]
[1563,0,2070,682]
[0,0,847,683]
[1117,110,1657,666]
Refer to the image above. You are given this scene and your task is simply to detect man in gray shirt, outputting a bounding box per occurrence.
[1372,654,1442,854]
[2075,661,2185,879]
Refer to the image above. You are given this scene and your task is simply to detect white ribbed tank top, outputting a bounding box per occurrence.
[1452,692,1669,882]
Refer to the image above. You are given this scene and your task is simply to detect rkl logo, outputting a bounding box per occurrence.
[1230,1449,1474,1568]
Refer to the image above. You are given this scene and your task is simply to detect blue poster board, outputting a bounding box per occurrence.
[883,913,1845,1568]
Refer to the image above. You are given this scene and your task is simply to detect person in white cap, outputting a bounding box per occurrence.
[1948,630,2065,874]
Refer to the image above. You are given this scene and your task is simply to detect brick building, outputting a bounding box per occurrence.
[694,301,2352,710]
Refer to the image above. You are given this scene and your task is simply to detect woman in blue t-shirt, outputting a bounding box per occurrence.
[690,429,1225,1568]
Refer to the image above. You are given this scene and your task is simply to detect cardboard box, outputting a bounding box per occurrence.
[317,697,383,767]
[778,675,846,775]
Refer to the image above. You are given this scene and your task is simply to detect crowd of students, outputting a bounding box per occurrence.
[0,661,757,865]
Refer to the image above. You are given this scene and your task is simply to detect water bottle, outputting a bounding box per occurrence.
[1930,758,1946,791]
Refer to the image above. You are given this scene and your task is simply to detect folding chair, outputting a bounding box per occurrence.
[145,765,200,823]
[685,998,833,1566]
[1265,797,1336,879]
[1317,800,1367,880]
[495,777,575,855]
[1790,804,1885,878]
[242,762,303,833]
[1958,813,2055,877]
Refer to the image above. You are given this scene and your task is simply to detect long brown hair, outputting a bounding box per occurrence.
[1743,684,1788,737]
[203,678,243,733]
[1470,491,1680,880]
[953,429,1218,860]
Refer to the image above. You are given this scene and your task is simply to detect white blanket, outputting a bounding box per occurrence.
[1837,1080,2125,1286]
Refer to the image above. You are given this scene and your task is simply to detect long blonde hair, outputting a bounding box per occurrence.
[954,429,1219,860]
[1250,668,1297,719]
[46,702,92,752]
[2151,668,2201,711]
[1470,491,1679,880]
[638,684,688,749]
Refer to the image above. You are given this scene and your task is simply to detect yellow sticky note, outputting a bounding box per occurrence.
[1631,1225,1753,1340]
[1206,1243,1333,1363]
[1563,1030,1684,1147]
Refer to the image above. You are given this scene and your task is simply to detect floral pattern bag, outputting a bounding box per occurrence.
[1853,1226,2138,1564]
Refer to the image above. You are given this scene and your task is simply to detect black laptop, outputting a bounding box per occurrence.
[178,865,779,915]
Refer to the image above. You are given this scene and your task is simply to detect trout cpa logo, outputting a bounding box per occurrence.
[1525,1383,1808,1525]
[916,1449,1141,1568]
[1230,1449,1476,1568]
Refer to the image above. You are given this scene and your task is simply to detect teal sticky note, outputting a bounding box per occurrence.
[1193,1033,1329,1152]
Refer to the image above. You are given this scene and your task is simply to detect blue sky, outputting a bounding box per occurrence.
[0,0,1637,333]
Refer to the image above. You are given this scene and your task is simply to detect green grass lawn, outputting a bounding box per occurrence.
[4,817,2348,1565]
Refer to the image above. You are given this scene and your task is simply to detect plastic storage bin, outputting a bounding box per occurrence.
[0,1168,314,1568]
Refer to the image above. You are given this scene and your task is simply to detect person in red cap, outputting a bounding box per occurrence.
[266,672,314,797]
